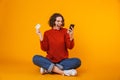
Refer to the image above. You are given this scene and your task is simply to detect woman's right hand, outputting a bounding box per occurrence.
[35,24,43,41]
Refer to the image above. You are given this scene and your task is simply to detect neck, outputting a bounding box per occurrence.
[53,26,61,30]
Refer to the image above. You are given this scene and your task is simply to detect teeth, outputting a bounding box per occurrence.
[35,24,41,29]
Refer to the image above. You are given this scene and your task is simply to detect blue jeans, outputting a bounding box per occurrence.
[32,55,81,73]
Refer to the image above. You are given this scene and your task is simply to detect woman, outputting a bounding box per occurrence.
[33,13,81,76]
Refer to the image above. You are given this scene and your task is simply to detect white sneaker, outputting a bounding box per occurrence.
[63,69,77,76]
[40,67,48,74]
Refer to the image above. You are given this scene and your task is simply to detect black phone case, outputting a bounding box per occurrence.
[69,24,75,30]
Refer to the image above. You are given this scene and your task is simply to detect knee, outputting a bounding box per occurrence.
[32,55,40,64]
[32,55,37,63]
[73,58,81,67]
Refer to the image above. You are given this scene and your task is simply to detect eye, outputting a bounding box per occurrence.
[56,20,63,22]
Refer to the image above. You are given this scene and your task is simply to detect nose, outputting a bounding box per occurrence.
[59,21,62,24]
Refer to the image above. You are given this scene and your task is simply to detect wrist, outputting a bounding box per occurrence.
[37,33,43,41]
[70,35,74,41]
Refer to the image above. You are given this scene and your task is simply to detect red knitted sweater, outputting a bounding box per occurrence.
[40,28,74,63]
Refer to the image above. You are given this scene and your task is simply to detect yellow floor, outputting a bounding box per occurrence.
[0,62,86,80]
[0,61,120,80]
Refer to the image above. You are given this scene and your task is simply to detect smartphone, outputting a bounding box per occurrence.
[69,24,75,30]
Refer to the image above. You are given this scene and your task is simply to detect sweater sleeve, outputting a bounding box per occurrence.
[40,32,49,51]
[65,31,74,49]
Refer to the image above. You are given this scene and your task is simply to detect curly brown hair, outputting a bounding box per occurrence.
[48,13,64,27]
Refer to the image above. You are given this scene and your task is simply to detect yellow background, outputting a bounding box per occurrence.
[0,0,120,80]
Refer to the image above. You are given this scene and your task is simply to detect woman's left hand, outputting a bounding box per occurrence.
[67,27,74,41]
